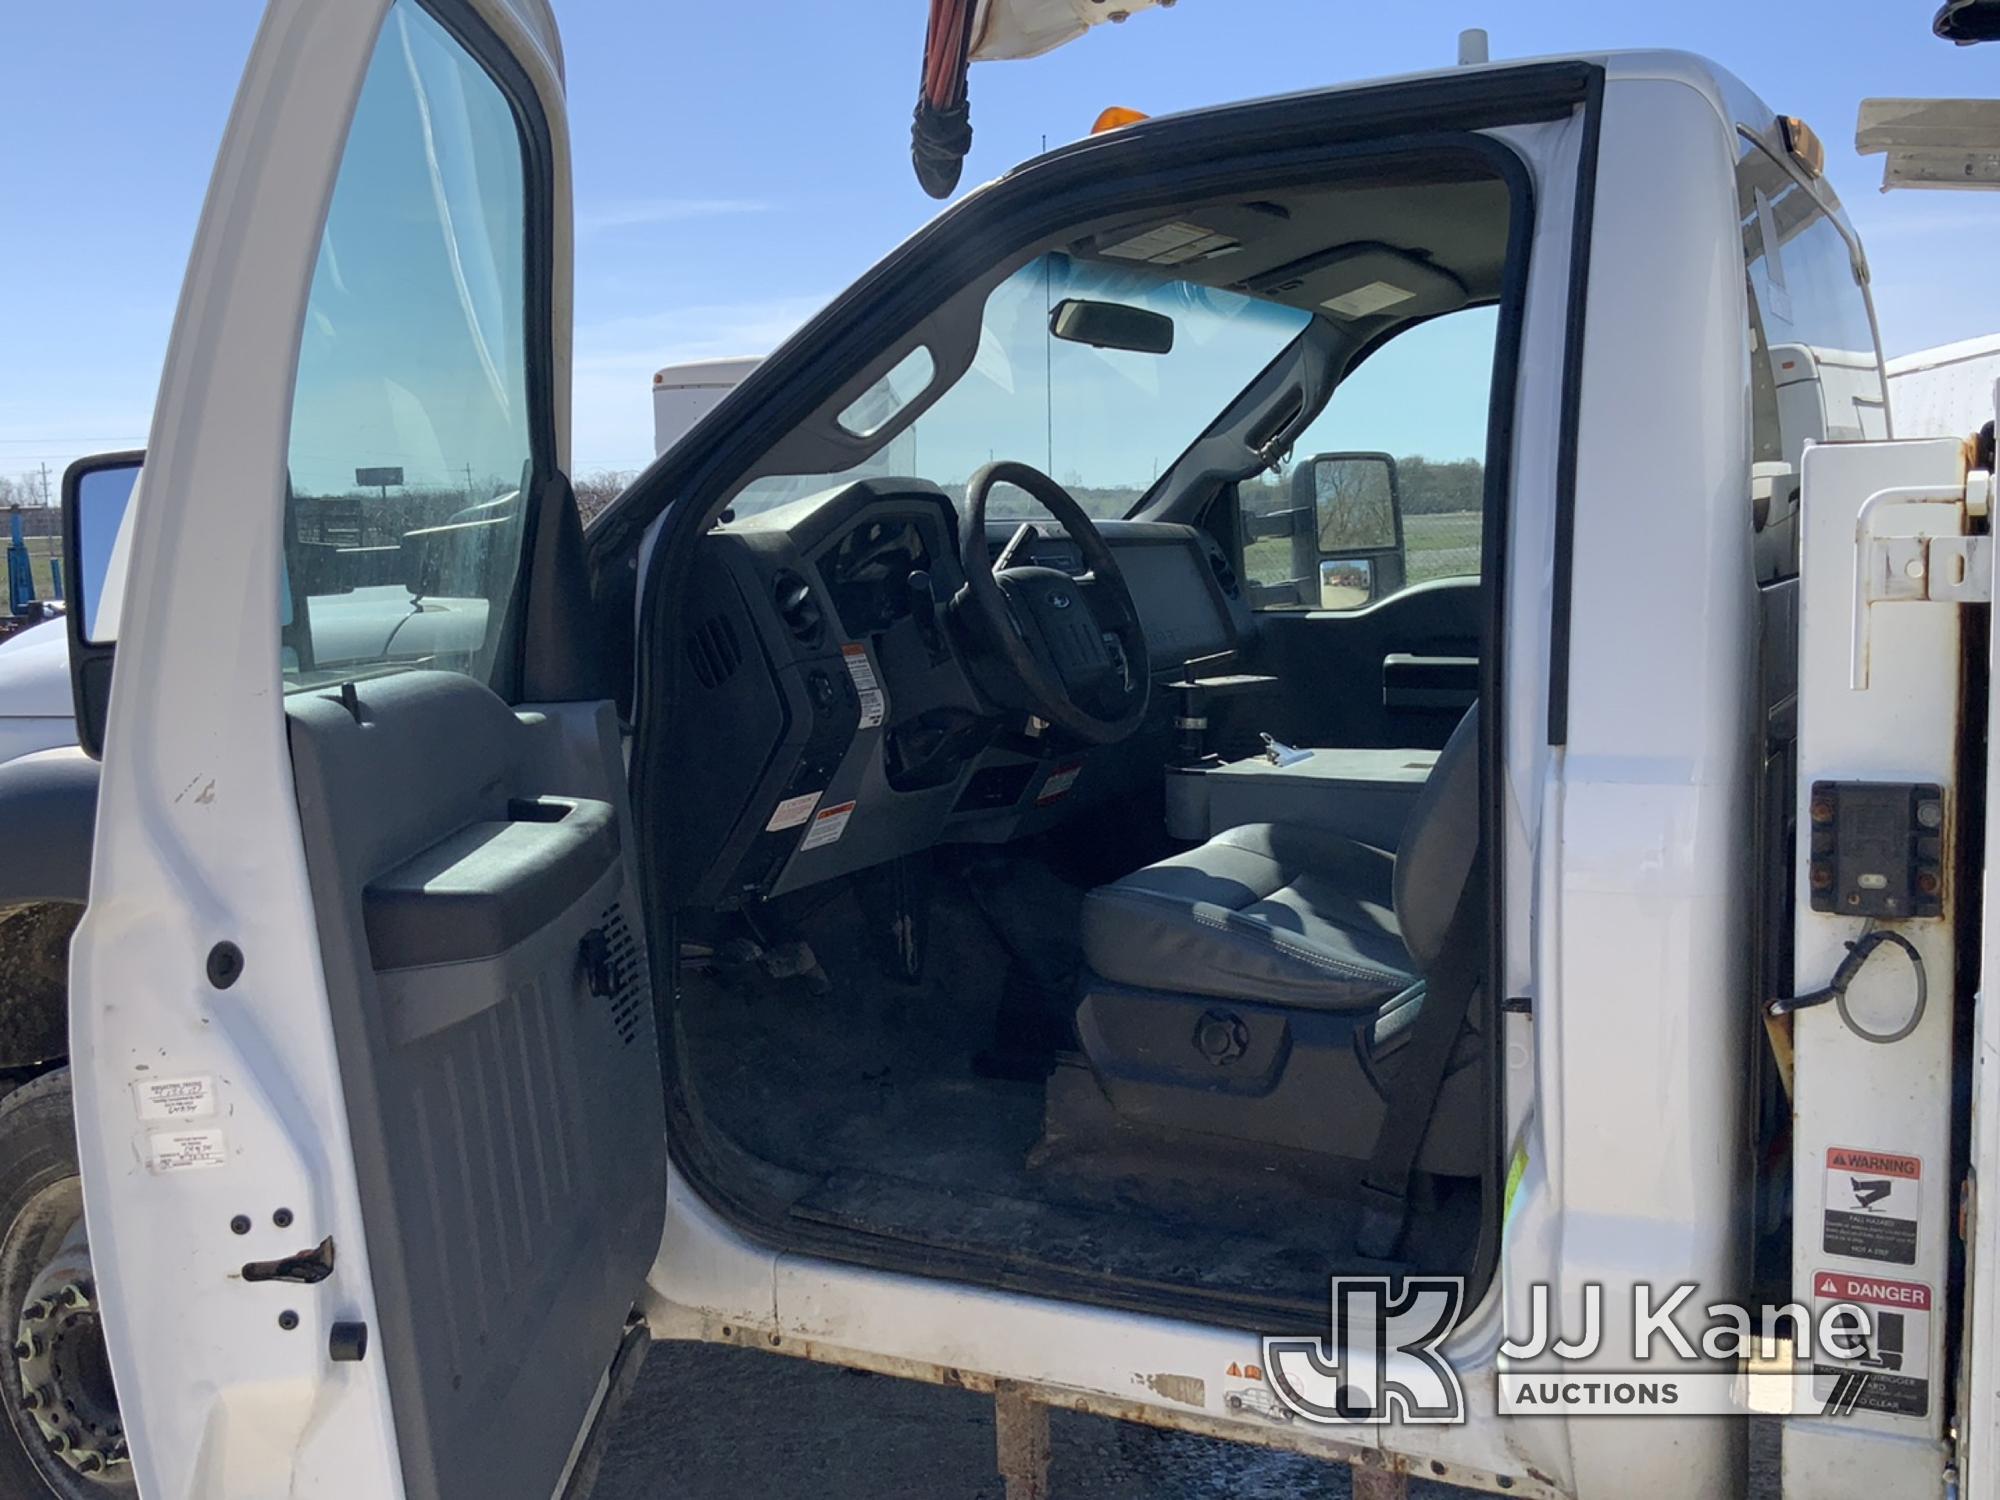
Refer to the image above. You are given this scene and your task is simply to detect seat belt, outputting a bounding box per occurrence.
[1355,856,1487,1261]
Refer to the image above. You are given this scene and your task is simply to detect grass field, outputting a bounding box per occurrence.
[1244,509,1480,604]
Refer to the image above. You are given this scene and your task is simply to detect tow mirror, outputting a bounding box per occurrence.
[61,451,143,758]
[1048,298,1175,355]
[1295,452,1406,610]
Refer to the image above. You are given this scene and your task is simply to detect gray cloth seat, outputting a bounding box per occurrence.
[1081,705,1479,1016]
[1080,823,1412,1012]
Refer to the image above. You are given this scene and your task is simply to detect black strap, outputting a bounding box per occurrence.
[1355,857,1487,1260]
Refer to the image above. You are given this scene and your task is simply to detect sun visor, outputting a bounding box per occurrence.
[1238,243,1467,324]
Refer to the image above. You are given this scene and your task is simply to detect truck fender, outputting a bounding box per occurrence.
[0,746,97,907]
[0,748,97,1074]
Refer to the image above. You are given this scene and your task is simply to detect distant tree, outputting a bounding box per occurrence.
[572,471,637,525]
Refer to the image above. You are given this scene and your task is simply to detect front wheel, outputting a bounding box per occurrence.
[0,1070,131,1496]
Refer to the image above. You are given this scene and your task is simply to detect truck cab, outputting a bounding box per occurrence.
[12,4,1993,1498]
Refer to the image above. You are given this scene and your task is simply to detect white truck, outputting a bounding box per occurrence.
[7,3,2000,1499]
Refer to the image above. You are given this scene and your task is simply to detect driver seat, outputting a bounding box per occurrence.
[1067,706,1481,1175]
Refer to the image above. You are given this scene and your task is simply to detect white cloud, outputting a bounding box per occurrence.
[575,198,771,234]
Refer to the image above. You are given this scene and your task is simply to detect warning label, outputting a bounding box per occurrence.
[842,644,885,730]
[1036,761,1084,806]
[1823,1146,1921,1266]
[1811,1269,1931,1419]
[800,800,856,852]
[766,791,823,832]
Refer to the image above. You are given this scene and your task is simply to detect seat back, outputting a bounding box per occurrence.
[1392,703,1480,971]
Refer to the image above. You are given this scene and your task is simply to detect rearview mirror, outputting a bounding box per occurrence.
[61,450,143,757]
[1048,298,1175,355]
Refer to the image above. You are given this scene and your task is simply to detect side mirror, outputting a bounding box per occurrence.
[1048,298,1175,355]
[1292,451,1406,610]
[61,451,143,758]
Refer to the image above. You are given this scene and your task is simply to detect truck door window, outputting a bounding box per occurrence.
[1240,306,1497,611]
[1738,136,1886,581]
[281,0,536,687]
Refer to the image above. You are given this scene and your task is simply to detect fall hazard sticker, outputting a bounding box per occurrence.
[1811,1269,1930,1419]
[1823,1147,1921,1266]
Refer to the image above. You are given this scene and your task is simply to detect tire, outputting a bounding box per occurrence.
[0,1070,132,1497]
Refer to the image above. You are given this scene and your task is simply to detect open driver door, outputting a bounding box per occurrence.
[67,2,666,1496]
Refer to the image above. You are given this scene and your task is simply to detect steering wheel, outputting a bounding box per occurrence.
[957,461,1150,745]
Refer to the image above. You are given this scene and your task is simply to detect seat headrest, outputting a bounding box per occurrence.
[1393,703,1480,971]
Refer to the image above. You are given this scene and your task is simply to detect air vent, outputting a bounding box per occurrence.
[1207,547,1240,599]
[684,614,744,689]
[774,571,825,647]
[596,901,646,1047]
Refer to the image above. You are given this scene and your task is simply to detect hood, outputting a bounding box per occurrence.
[0,619,76,720]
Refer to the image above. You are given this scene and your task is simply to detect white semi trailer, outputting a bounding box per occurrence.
[8,4,2000,1499]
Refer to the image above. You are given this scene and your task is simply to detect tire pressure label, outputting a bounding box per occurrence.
[842,644,885,729]
[1823,1147,1921,1266]
[1811,1270,1930,1419]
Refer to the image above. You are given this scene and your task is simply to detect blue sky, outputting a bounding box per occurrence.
[4,1,1996,488]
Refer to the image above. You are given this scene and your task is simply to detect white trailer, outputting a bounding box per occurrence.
[1889,333,2000,439]
[651,355,759,458]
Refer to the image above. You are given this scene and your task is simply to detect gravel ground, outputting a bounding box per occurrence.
[595,1341,1782,1499]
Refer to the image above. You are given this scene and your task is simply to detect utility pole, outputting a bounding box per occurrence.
[39,464,50,507]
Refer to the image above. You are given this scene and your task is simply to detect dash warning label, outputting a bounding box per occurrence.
[1823,1147,1921,1267]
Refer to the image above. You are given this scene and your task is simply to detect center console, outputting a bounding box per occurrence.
[1165,743,1439,850]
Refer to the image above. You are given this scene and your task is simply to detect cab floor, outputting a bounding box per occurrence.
[675,860,1480,1313]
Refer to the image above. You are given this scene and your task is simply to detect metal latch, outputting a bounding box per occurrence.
[1850,481,1992,689]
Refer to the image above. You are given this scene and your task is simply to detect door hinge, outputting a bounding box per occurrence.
[1850,476,1994,689]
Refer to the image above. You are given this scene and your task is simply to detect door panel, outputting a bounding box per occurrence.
[1247,577,1481,749]
[287,672,663,1500]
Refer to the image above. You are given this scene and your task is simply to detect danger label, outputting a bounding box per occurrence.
[799,800,856,851]
[1811,1269,1931,1419]
[842,644,885,730]
[1823,1146,1921,1266]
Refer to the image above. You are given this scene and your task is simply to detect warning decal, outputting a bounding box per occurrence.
[1823,1146,1921,1266]
[766,791,823,832]
[1036,762,1084,806]
[1811,1269,1930,1419]
[799,800,856,852]
[842,644,885,730]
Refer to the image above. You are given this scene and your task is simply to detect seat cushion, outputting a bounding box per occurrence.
[1080,823,1414,1012]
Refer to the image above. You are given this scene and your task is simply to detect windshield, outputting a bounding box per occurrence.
[731,253,1313,520]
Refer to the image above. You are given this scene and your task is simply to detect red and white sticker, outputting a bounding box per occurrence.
[1823,1146,1921,1266]
[842,644,885,730]
[799,800,857,851]
[1810,1269,1931,1419]
[1036,761,1085,806]
[766,791,823,832]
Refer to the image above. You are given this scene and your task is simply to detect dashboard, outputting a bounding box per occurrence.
[656,477,1249,910]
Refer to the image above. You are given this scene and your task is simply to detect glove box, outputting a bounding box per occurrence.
[1164,746,1439,848]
